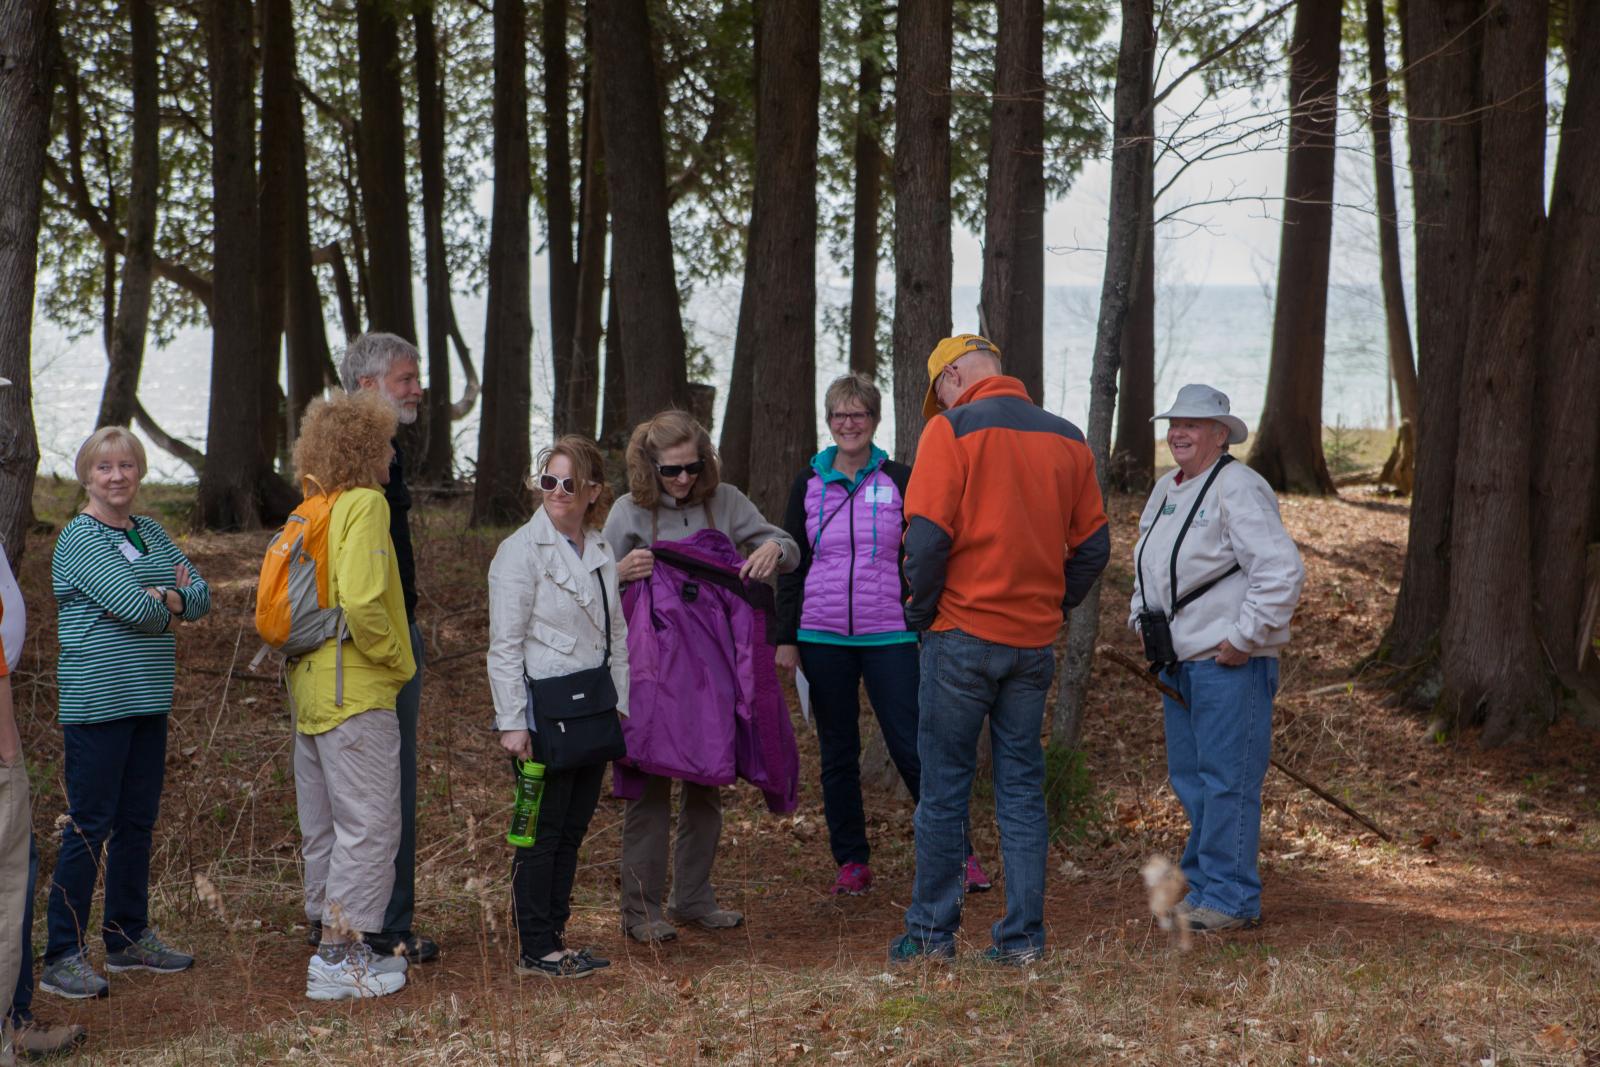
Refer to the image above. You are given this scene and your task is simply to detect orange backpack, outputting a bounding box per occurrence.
[255,483,345,658]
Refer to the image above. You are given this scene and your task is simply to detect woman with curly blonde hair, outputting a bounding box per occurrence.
[602,410,799,944]
[287,391,415,1000]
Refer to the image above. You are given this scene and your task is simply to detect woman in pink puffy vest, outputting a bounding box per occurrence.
[775,374,990,898]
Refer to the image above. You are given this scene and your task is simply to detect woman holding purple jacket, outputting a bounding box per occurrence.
[775,374,990,898]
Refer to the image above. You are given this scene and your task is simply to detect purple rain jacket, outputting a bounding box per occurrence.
[612,528,799,813]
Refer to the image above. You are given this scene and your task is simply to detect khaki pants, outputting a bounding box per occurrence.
[294,711,400,937]
[618,775,723,929]
[0,756,32,1023]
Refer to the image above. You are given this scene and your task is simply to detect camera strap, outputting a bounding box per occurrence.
[1136,454,1239,620]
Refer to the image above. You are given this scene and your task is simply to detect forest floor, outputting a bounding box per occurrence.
[7,477,1600,1065]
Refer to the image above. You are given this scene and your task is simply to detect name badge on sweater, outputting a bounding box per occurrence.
[118,539,144,563]
[865,485,894,504]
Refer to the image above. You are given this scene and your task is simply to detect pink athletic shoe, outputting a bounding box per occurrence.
[831,862,873,896]
[965,853,993,893]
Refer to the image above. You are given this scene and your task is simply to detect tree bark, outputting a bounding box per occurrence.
[0,0,51,563]
[849,0,885,380]
[1248,0,1340,495]
[472,0,535,527]
[259,0,293,462]
[745,0,821,519]
[543,0,578,436]
[599,268,627,448]
[417,3,456,483]
[979,0,1045,402]
[1051,0,1153,750]
[95,0,159,432]
[357,0,417,344]
[569,40,606,439]
[720,259,758,488]
[891,0,953,462]
[592,0,690,428]
[1381,0,1482,671]
[1109,48,1157,493]
[1440,0,1549,745]
[281,13,331,447]
[1532,0,1600,675]
[1366,0,1419,428]
[200,0,288,529]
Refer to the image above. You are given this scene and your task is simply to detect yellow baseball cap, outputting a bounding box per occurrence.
[923,334,1001,419]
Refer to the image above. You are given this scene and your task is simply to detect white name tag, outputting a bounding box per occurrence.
[118,539,144,563]
[864,485,894,504]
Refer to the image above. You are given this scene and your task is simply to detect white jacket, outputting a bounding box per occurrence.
[1127,456,1305,661]
[486,508,630,733]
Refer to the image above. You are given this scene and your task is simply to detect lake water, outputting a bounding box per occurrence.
[29,282,1396,482]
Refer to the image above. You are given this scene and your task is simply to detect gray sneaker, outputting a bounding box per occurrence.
[39,953,109,1000]
[105,929,194,973]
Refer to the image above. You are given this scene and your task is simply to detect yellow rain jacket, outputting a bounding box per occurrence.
[288,487,415,735]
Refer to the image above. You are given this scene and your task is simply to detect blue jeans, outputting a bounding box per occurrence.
[9,833,37,1024]
[1162,657,1277,920]
[382,623,424,937]
[798,641,922,867]
[46,714,168,962]
[904,629,1053,955]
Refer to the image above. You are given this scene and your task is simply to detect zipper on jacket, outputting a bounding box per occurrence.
[847,483,857,635]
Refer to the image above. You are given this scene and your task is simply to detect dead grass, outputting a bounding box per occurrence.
[8,483,1600,1065]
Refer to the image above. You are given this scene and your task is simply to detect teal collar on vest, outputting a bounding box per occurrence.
[811,444,886,489]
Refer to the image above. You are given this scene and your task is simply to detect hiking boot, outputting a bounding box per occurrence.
[830,862,873,896]
[364,930,439,964]
[667,908,743,930]
[982,944,1045,967]
[886,934,955,965]
[38,954,108,1000]
[105,929,194,974]
[13,1018,88,1058]
[573,947,611,968]
[1186,906,1261,933]
[306,943,407,1001]
[965,853,993,893]
[626,920,678,944]
[305,920,322,948]
[516,952,600,979]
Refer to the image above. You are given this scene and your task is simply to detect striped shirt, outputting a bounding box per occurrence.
[51,514,212,724]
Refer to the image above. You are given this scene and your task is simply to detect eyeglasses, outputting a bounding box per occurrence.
[828,410,874,425]
[656,460,706,479]
[537,473,581,495]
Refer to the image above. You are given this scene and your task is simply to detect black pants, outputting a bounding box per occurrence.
[511,761,605,959]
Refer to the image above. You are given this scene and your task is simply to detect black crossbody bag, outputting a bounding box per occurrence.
[1136,455,1241,673]
[523,568,627,770]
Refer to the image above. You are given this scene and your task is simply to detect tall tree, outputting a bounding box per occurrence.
[356,0,417,343]
[472,0,535,525]
[0,0,52,561]
[979,0,1045,402]
[1108,32,1156,493]
[1247,0,1340,494]
[416,2,457,482]
[592,0,691,428]
[1439,0,1548,744]
[746,0,822,519]
[1379,0,1481,672]
[199,0,284,528]
[1365,0,1418,431]
[1532,1,1600,677]
[1052,0,1153,749]
[599,271,627,446]
[94,0,159,431]
[542,0,579,435]
[892,0,953,461]
[849,0,886,380]
[569,48,607,439]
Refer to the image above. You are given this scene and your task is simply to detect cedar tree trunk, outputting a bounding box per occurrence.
[417,3,457,482]
[849,0,885,380]
[543,0,578,435]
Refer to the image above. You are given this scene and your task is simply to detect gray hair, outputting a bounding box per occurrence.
[339,331,420,393]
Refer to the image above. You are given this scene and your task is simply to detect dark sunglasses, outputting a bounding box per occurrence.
[656,460,707,479]
[537,473,581,495]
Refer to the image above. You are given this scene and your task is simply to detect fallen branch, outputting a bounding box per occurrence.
[1096,644,1394,841]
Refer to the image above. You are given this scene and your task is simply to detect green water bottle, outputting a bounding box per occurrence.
[506,759,546,848]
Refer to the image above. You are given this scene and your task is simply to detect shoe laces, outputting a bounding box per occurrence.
[58,953,97,978]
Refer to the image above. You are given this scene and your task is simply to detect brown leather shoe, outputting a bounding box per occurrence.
[15,1019,88,1059]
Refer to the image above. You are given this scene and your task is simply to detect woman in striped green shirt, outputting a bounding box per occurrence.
[39,428,211,1001]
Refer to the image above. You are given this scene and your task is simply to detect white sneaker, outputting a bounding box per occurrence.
[306,944,407,1001]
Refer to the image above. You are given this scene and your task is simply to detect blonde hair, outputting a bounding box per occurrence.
[533,434,614,529]
[75,427,149,485]
[624,410,721,509]
[823,373,882,423]
[291,391,398,494]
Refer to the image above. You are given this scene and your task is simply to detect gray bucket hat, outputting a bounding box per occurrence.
[1151,383,1248,444]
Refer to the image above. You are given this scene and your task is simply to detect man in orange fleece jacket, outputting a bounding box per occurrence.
[888,334,1109,966]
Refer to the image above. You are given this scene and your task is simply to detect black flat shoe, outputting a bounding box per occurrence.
[516,953,599,979]
[365,930,440,963]
[574,947,611,968]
